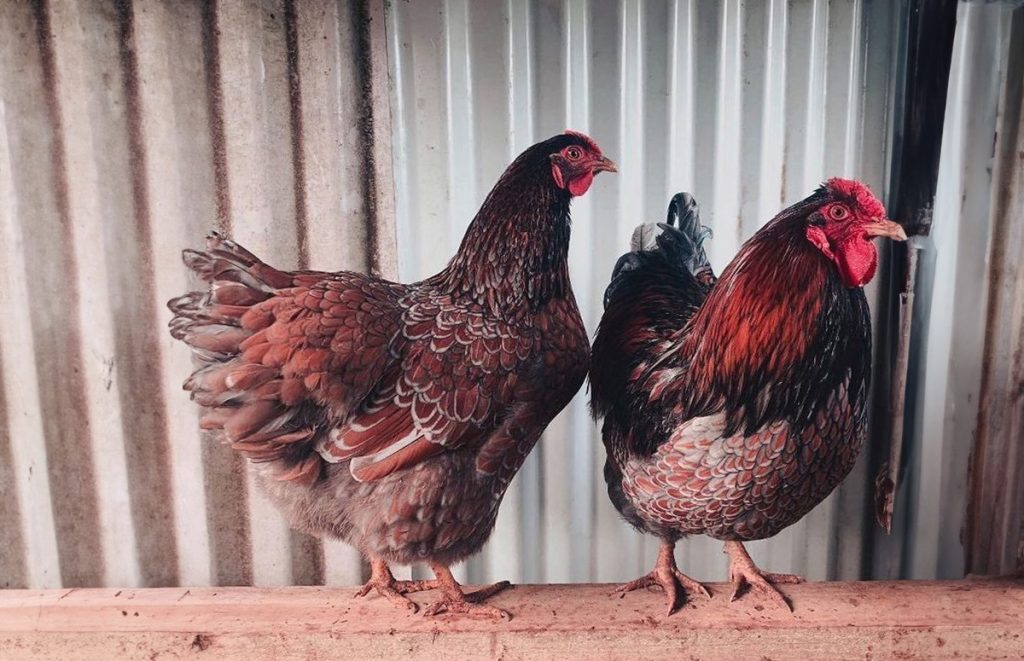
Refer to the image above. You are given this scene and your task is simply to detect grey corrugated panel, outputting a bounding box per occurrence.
[902,0,1023,580]
[0,0,389,589]
[385,0,909,584]
[3,0,1011,592]
[965,3,1024,577]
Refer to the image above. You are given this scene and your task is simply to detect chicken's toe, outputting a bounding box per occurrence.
[613,541,710,615]
[354,579,420,613]
[422,584,512,621]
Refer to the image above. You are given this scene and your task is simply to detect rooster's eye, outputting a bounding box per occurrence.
[829,205,849,221]
[566,147,582,160]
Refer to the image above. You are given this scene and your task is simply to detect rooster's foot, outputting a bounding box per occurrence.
[724,541,803,612]
[614,541,711,615]
[354,558,421,613]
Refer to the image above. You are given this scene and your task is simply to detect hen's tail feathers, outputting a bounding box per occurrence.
[602,192,714,309]
[168,232,321,485]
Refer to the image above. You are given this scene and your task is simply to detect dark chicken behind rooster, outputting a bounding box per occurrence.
[169,132,615,619]
[590,180,906,614]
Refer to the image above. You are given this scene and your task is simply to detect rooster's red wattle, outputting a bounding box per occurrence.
[590,181,906,613]
[169,132,615,618]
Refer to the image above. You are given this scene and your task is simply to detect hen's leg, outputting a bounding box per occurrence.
[613,539,711,615]
[354,557,428,613]
[724,541,803,611]
[421,563,512,620]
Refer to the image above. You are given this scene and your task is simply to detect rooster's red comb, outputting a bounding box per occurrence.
[825,178,886,219]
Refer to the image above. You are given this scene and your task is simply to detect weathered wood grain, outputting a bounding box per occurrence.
[1,580,1022,660]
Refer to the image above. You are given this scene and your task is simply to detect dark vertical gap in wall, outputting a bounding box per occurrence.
[864,0,958,579]
[113,0,181,588]
[30,0,105,587]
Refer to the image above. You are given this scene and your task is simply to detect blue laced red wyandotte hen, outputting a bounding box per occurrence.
[590,181,906,614]
[168,132,615,619]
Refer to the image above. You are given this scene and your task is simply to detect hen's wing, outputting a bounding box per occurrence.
[316,292,540,482]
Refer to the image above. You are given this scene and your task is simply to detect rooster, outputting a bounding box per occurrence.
[169,131,616,618]
[590,180,906,614]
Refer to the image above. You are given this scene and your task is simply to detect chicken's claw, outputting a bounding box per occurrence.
[422,581,512,620]
[354,558,426,613]
[418,565,513,621]
[724,541,803,612]
[354,578,420,613]
[613,542,711,615]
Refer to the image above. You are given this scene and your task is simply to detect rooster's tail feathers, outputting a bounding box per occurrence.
[657,192,713,281]
[603,192,713,309]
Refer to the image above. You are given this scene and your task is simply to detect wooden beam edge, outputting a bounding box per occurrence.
[1,580,1021,660]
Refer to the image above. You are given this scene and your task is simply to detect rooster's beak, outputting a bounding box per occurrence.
[593,156,618,174]
[864,218,907,241]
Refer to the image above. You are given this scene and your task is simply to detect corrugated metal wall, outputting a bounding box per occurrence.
[0,0,394,589]
[2,0,1020,591]
[899,0,1024,579]
[386,0,905,585]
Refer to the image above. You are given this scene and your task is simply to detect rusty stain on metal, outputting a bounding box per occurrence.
[283,0,309,269]
[114,0,181,588]
[201,0,232,233]
[31,0,106,587]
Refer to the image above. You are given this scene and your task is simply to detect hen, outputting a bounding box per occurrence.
[169,131,615,618]
[590,180,906,614]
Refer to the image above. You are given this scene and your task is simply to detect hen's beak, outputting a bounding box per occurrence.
[592,156,618,174]
[864,218,907,241]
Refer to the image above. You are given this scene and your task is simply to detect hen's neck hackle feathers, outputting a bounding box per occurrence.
[439,137,579,314]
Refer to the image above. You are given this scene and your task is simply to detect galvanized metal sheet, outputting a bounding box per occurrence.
[386,0,908,585]
[2,0,1017,591]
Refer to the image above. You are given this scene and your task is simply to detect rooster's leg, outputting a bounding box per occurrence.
[420,563,512,620]
[354,557,428,613]
[724,540,803,612]
[613,539,711,615]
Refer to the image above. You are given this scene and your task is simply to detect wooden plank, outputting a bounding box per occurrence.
[1,580,1022,660]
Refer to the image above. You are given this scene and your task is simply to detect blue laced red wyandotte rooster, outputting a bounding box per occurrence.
[168,132,615,619]
[590,180,906,614]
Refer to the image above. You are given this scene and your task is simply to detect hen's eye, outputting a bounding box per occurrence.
[566,147,582,160]
[829,205,849,221]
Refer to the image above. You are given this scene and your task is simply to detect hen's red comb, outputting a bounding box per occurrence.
[564,129,602,156]
[825,178,886,219]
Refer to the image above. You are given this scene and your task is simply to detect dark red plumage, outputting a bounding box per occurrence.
[169,132,615,618]
[590,181,906,614]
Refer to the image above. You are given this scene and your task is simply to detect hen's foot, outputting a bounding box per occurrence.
[353,558,421,613]
[422,581,512,620]
[724,541,803,612]
[421,563,512,620]
[614,540,711,615]
[392,579,441,594]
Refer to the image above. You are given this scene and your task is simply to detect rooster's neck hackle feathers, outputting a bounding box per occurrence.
[650,196,871,444]
[439,141,574,314]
